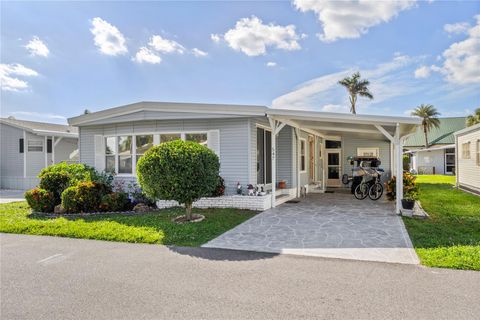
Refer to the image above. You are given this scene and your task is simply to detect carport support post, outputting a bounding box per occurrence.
[394,124,403,214]
[269,117,277,208]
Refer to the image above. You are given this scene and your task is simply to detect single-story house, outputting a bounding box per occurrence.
[404,117,466,175]
[0,117,79,190]
[454,123,480,195]
[67,101,420,213]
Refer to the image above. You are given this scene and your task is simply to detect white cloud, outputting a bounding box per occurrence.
[293,0,416,42]
[444,22,470,35]
[266,61,277,67]
[148,35,185,54]
[222,16,301,56]
[25,36,49,57]
[433,15,480,84]
[0,63,39,92]
[90,17,128,56]
[321,104,349,113]
[192,48,208,57]
[132,47,161,64]
[272,54,418,111]
[211,34,221,43]
[414,65,431,78]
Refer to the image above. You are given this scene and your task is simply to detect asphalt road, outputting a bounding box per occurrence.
[1,234,479,320]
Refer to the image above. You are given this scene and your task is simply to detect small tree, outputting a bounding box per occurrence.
[466,108,480,127]
[338,72,374,114]
[411,104,441,148]
[136,140,220,221]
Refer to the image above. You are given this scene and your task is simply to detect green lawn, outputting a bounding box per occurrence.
[0,202,256,247]
[402,175,480,270]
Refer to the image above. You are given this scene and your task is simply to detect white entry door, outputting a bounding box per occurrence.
[326,149,341,187]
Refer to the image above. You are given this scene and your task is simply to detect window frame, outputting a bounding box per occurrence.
[103,131,209,176]
[27,140,43,152]
[300,138,307,173]
[462,142,471,159]
[476,140,480,167]
[256,126,272,185]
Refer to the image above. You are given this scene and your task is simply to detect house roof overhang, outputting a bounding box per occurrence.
[267,109,420,140]
[67,100,421,141]
[68,101,268,126]
[0,119,78,138]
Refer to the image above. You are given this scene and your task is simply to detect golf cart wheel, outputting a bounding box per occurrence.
[368,183,383,201]
[342,174,350,185]
[354,184,368,200]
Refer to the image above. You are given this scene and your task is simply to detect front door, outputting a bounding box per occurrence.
[326,150,341,187]
[309,138,315,181]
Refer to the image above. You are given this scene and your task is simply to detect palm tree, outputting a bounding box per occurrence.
[466,108,480,126]
[338,72,374,114]
[411,104,441,148]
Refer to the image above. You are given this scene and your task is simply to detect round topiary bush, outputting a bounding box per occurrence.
[39,171,70,205]
[136,139,220,221]
[25,188,55,213]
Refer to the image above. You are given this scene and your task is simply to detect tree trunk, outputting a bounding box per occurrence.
[185,203,193,221]
[423,125,429,148]
[350,94,357,114]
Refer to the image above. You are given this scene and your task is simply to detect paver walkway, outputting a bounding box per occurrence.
[203,193,419,264]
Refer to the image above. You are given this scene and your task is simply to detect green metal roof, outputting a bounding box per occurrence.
[404,117,466,147]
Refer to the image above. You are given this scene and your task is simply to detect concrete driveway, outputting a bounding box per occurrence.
[204,193,419,264]
[2,234,479,320]
[0,189,25,203]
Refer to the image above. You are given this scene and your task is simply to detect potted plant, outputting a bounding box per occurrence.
[385,172,419,210]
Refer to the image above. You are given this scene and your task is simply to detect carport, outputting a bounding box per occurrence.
[266,109,420,214]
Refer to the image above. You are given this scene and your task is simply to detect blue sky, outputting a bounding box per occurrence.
[1,0,479,124]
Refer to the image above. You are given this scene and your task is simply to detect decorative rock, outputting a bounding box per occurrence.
[133,203,154,213]
[54,204,66,214]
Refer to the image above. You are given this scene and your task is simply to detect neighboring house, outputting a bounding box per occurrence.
[68,101,420,213]
[454,123,480,195]
[0,117,79,190]
[404,117,466,175]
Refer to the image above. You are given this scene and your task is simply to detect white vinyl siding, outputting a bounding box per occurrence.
[456,127,480,194]
[81,118,248,194]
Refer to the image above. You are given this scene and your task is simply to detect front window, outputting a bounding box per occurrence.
[27,140,43,152]
[477,140,480,166]
[105,137,116,173]
[118,136,132,174]
[136,135,153,163]
[186,133,208,146]
[462,142,471,159]
[160,134,181,143]
[357,147,379,157]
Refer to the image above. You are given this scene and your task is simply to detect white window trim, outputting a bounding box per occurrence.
[104,131,209,177]
[444,148,455,174]
[300,138,307,173]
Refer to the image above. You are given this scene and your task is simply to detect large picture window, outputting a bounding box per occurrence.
[118,136,132,174]
[257,127,272,184]
[186,133,207,146]
[136,135,153,163]
[104,131,210,175]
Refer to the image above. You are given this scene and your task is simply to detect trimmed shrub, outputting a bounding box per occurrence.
[211,176,225,197]
[38,162,96,186]
[100,192,132,212]
[61,181,105,213]
[25,188,55,213]
[61,186,79,213]
[137,140,219,220]
[39,171,70,205]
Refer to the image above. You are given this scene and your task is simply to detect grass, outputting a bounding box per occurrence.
[0,202,257,247]
[402,175,480,270]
